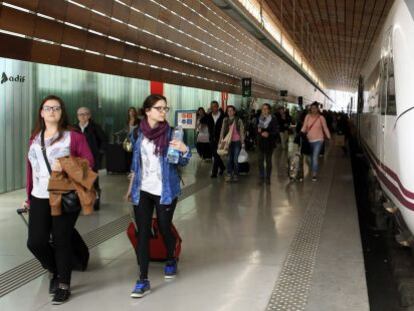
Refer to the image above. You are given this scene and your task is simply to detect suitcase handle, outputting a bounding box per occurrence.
[17,208,28,215]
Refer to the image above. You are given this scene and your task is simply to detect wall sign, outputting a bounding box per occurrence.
[1,72,26,84]
[175,110,197,129]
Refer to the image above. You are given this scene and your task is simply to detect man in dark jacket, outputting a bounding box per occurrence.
[206,101,225,177]
[75,107,107,210]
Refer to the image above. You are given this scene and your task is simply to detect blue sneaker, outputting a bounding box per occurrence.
[131,279,151,298]
[164,260,177,279]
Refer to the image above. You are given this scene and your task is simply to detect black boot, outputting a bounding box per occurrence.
[49,274,59,295]
[52,284,71,305]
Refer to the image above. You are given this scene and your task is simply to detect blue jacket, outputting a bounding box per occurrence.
[130,129,191,205]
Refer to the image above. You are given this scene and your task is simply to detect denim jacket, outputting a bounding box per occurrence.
[130,129,191,205]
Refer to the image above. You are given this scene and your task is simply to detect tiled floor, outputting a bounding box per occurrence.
[0,146,368,311]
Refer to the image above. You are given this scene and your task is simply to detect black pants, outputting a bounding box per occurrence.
[133,191,177,280]
[196,142,212,159]
[211,142,225,175]
[258,148,274,179]
[27,197,80,285]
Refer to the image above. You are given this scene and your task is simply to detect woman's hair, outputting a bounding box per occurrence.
[226,105,236,114]
[127,107,139,126]
[142,94,167,116]
[31,95,72,144]
[197,107,206,116]
[310,101,319,108]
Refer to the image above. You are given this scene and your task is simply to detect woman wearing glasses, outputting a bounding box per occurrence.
[125,94,191,298]
[23,95,94,304]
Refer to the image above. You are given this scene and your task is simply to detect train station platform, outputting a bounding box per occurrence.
[0,145,368,311]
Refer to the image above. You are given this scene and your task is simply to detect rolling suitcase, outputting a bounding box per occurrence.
[105,143,128,173]
[238,162,250,174]
[127,217,182,261]
[287,152,304,181]
[17,208,89,271]
[288,136,304,182]
[238,149,250,175]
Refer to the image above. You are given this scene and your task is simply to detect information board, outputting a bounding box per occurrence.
[176,110,197,129]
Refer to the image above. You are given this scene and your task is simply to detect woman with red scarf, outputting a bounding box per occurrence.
[125,94,191,298]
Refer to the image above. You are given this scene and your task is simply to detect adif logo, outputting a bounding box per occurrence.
[1,72,25,84]
[1,73,7,84]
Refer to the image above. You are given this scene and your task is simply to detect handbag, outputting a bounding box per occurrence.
[41,131,81,213]
[123,137,133,152]
[301,116,320,155]
[238,148,249,163]
[217,123,234,156]
[300,132,311,155]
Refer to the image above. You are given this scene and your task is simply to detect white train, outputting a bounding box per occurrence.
[356,0,414,242]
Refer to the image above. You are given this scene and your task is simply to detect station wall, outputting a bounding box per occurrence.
[0,57,275,193]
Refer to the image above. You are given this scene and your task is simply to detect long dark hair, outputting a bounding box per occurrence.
[127,107,139,126]
[197,107,206,119]
[142,94,167,115]
[31,95,72,144]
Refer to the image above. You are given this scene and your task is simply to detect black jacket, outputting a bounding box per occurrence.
[257,117,279,152]
[75,120,107,170]
[206,112,224,145]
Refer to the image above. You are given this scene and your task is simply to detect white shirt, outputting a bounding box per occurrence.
[28,131,71,198]
[197,120,210,143]
[212,112,221,124]
[140,137,162,196]
[79,122,89,133]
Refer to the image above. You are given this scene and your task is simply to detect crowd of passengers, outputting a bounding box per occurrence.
[21,94,349,304]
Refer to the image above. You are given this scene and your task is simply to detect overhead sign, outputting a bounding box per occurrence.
[242,78,252,97]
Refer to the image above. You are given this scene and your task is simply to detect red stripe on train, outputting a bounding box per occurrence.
[363,142,414,200]
[362,141,414,211]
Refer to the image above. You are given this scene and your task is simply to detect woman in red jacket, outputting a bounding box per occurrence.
[22,95,93,305]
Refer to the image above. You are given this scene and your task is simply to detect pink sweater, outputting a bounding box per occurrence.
[26,130,94,203]
[301,114,331,142]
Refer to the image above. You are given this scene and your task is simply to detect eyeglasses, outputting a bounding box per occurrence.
[77,113,89,117]
[151,106,170,113]
[43,106,62,112]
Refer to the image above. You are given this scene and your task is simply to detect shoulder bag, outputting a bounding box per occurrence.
[301,116,320,155]
[217,122,234,156]
[41,131,81,213]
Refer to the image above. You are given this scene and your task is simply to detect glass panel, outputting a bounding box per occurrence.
[386,37,396,116]
[380,60,387,115]
[0,56,275,193]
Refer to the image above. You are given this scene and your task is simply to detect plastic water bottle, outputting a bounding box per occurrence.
[167,126,184,164]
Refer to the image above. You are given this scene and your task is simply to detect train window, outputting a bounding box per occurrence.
[386,55,397,115]
[380,61,387,115]
[379,30,397,116]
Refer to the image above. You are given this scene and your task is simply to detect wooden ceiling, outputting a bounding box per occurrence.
[264,0,395,90]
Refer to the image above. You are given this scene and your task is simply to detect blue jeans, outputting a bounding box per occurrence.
[309,140,323,175]
[227,141,241,176]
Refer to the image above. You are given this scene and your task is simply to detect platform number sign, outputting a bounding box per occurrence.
[242,78,252,97]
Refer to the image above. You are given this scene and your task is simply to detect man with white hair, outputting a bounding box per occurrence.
[75,107,107,210]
